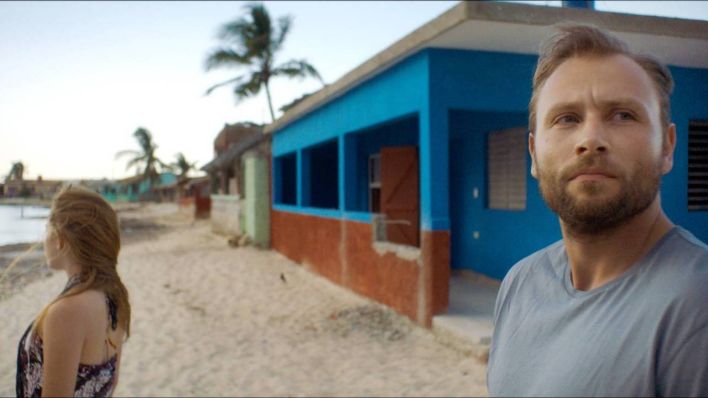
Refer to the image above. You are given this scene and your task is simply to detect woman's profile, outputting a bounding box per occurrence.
[15,185,130,397]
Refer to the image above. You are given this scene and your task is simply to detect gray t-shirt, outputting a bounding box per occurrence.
[487,226,708,397]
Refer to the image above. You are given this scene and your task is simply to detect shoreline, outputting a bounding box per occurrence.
[0,208,170,303]
[0,241,40,253]
[0,198,52,207]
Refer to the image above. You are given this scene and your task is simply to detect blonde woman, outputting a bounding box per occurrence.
[16,186,130,397]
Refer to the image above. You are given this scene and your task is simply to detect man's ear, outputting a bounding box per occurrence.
[529,131,538,179]
[661,123,676,175]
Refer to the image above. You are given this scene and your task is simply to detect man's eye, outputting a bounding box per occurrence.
[554,114,579,125]
[612,111,636,121]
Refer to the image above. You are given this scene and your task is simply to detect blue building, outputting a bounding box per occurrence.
[101,172,177,202]
[267,2,708,325]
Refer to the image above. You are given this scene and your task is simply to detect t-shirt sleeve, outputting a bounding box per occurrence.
[656,323,708,397]
[657,237,708,397]
[492,281,505,328]
[492,264,517,328]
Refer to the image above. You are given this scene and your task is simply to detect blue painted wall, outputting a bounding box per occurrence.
[430,49,561,279]
[661,66,708,239]
[449,110,560,279]
[273,52,429,157]
[101,172,177,203]
[138,172,176,194]
[272,46,708,281]
[273,50,430,219]
[428,49,539,112]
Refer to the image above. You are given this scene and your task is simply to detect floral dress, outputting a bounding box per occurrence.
[16,276,119,398]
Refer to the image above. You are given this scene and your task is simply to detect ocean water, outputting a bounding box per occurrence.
[0,205,50,246]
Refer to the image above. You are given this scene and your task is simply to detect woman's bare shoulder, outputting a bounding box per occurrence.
[48,289,107,321]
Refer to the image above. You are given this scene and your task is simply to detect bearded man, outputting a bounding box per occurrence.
[486,23,708,397]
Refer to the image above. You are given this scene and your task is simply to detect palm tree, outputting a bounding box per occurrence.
[5,161,25,182]
[115,127,166,190]
[170,152,198,182]
[204,2,325,122]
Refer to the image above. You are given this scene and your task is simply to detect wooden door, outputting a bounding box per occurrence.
[380,146,420,247]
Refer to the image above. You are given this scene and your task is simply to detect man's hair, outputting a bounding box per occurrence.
[529,23,674,133]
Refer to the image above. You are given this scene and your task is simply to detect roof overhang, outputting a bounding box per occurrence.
[266,1,708,135]
[201,133,270,173]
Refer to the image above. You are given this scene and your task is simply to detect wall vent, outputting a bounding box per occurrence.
[688,120,708,211]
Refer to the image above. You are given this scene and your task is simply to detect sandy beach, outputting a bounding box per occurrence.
[1,203,487,396]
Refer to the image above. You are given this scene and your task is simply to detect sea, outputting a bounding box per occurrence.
[0,205,51,246]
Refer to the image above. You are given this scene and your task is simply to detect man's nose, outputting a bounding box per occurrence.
[575,117,609,156]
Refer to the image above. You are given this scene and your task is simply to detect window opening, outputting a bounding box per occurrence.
[369,153,381,213]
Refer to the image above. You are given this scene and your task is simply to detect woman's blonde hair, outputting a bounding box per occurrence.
[33,185,130,338]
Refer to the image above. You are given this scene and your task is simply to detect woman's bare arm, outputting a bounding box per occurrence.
[110,344,123,396]
[41,298,87,397]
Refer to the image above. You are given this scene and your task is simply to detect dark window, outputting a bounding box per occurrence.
[276,153,296,205]
[369,153,381,213]
[307,140,339,209]
[689,120,708,211]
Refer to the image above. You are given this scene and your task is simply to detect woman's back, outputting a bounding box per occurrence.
[61,290,123,365]
[17,283,124,397]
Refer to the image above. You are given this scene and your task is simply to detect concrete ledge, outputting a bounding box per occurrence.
[372,241,421,262]
[432,314,491,363]
[431,269,500,362]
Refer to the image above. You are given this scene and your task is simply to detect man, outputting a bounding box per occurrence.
[487,23,708,397]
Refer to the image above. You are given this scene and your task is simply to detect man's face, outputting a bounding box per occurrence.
[530,54,676,234]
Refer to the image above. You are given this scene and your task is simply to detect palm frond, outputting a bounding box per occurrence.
[8,161,25,180]
[271,15,292,54]
[204,48,251,71]
[114,149,141,160]
[247,3,273,54]
[133,128,154,153]
[205,75,246,95]
[272,59,325,86]
[219,4,272,58]
[124,157,144,172]
[233,72,264,100]
[170,152,198,179]
[218,17,251,42]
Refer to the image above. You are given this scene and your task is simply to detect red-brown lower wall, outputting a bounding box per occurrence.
[422,230,451,320]
[178,196,211,219]
[271,210,449,326]
[344,220,421,321]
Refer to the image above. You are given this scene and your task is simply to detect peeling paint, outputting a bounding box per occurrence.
[372,241,421,262]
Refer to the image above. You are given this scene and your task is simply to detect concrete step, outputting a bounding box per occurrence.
[432,312,493,362]
[431,270,500,362]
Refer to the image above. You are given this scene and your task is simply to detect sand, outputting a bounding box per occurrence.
[1,203,487,396]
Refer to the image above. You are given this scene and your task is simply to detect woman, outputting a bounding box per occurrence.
[16,185,131,397]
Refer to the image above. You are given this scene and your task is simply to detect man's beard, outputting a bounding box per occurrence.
[536,155,662,235]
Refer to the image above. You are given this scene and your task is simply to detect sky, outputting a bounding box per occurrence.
[1,1,707,181]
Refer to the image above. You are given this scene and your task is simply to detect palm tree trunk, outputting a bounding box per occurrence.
[264,80,276,123]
